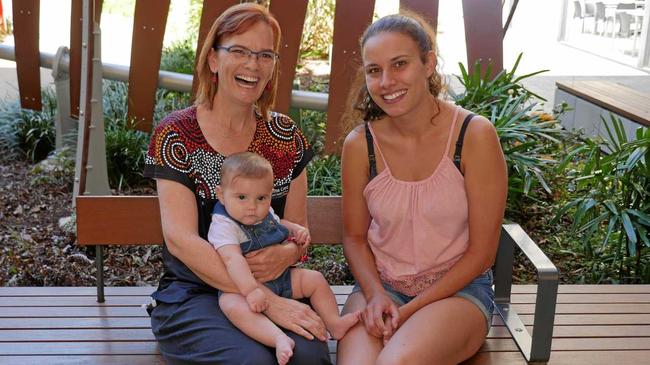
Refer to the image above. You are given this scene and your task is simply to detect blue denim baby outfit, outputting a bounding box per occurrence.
[212,201,293,298]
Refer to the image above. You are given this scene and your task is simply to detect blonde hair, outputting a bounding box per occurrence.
[220,152,274,188]
[194,3,281,119]
[342,11,444,133]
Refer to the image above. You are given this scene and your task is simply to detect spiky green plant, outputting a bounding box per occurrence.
[555,115,650,282]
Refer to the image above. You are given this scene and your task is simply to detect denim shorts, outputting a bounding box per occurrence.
[351,270,494,332]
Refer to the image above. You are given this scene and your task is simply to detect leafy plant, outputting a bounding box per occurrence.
[102,80,178,191]
[307,155,341,196]
[454,54,566,203]
[454,53,547,115]
[555,115,650,282]
[0,89,58,163]
[160,37,196,75]
[104,117,151,191]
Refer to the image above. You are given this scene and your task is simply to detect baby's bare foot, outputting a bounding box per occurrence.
[275,334,295,365]
[328,311,361,340]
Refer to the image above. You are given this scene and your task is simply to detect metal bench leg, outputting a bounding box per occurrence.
[96,245,105,303]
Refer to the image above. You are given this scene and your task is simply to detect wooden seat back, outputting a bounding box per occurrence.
[76,195,342,245]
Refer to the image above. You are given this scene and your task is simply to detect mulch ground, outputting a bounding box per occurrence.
[0,158,163,287]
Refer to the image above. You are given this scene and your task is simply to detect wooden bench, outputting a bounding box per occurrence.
[55,195,556,363]
[2,285,650,364]
[555,80,650,140]
[2,196,650,363]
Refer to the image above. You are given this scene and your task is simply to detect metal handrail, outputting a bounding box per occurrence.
[0,44,328,111]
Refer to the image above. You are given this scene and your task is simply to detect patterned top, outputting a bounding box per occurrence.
[144,106,313,216]
[143,106,313,303]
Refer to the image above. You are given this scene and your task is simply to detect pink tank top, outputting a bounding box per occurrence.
[363,106,469,296]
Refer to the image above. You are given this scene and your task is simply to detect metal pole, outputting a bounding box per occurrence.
[51,46,76,150]
[0,44,329,111]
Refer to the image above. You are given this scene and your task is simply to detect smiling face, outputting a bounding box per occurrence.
[362,31,436,119]
[208,21,276,107]
[217,174,273,225]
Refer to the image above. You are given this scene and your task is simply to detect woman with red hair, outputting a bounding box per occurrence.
[144,3,331,364]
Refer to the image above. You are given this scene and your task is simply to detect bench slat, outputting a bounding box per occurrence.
[3,325,649,343]
[0,286,156,296]
[0,329,156,342]
[482,337,650,352]
[0,356,164,365]
[0,317,151,329]
[0,342,160,355]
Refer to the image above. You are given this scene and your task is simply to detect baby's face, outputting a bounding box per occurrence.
[220,176,273,225]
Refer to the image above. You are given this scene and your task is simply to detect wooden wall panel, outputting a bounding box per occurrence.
[269,0,309,114]
[400,0,439,31]
[462,0,503,77]
[12,0,41,110]
[191,0,239,98]
[324,0,374,154]
[127,0,170,131]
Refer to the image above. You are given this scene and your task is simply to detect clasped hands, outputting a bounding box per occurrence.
[363,292,409,344]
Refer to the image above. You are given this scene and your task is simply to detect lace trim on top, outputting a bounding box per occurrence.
[379,259,457,297]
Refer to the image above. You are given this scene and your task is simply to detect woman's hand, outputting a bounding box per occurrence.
[246,242,299,283]
[361,292,399,339]
[264,293,327,341]
[382,301,415,344]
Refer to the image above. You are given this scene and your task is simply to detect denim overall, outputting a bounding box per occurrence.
[212,201,293,298]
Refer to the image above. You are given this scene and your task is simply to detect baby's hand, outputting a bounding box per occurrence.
[245,288,268,313]
[290,225,311,246]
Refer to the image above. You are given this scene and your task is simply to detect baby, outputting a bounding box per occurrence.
[208,151,359,365]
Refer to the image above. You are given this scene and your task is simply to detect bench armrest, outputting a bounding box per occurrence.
[493,223,559,363]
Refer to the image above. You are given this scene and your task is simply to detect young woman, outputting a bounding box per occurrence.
[144,4,331,364]
[337,12,508,365]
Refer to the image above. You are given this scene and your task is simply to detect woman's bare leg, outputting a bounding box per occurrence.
[335,291,383,365]
[377,296,487,365]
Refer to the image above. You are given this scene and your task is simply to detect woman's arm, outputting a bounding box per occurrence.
[157,178,238,292]
[342,128,399,337]
[398,116,508,324]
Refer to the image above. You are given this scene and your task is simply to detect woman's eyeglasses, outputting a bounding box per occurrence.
[214,45,279,66]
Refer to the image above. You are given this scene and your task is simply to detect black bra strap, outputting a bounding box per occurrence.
[453,113,475,172]
[365,122,378,180]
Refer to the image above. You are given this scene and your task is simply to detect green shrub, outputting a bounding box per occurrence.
[160,38,196,75]
[0,89,58,163]
[454,54,566,204]
[307,155,341,196]
[0,101,21,161]
[102,80,190,190]
[555,116,650,283]
[298,109,327,155]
